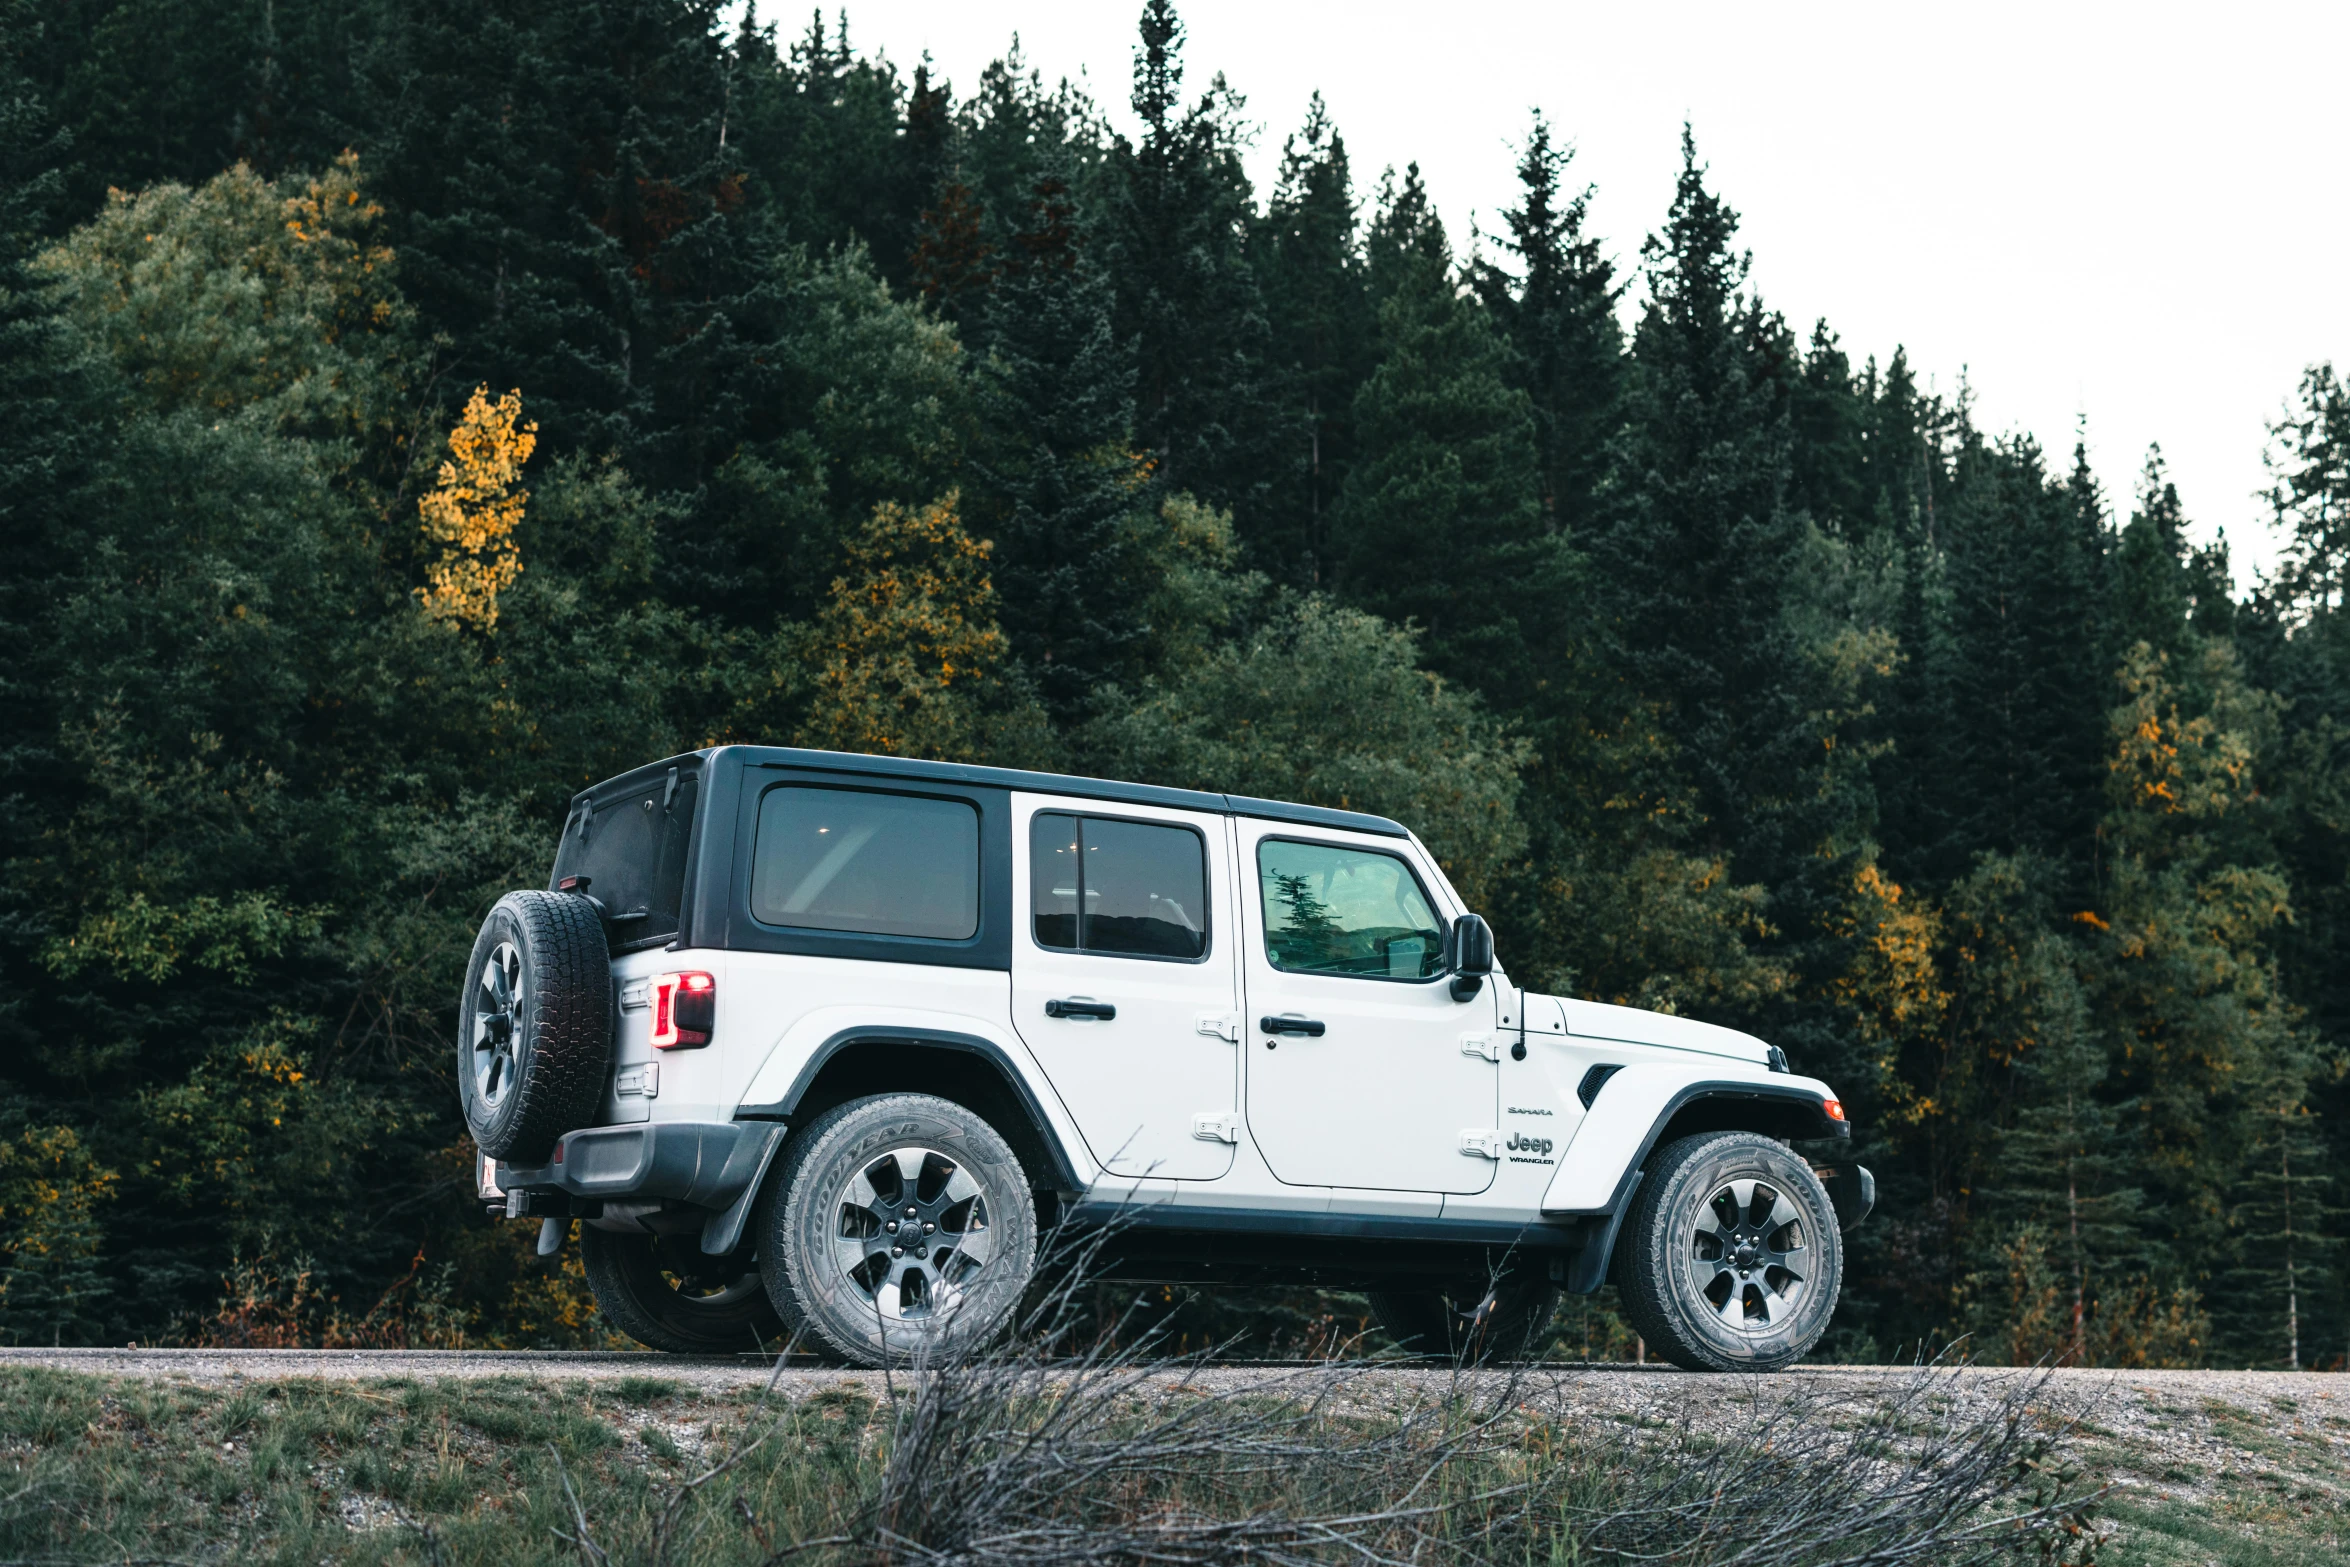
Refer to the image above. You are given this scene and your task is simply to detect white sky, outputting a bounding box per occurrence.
[810,1,2349,586]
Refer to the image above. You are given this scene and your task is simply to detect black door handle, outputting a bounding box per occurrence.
[1045,998,1117,1021]
[1259,1015,1325,1037]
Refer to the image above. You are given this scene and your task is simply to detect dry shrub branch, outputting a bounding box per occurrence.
[549,1226,2106,1567]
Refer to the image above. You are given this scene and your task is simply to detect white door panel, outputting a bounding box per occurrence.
[1236,820,1497,1194]
[1010,796,1239,1180]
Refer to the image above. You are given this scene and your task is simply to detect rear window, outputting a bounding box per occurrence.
[548,768,699,949]
[751,786,979,941]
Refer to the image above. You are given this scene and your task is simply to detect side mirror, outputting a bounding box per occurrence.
[1444,913,1494,1002]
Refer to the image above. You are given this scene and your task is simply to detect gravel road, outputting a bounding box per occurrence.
[1,1345,2342,1412]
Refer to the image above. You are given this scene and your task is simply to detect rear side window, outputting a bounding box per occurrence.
[1257,838,1444,979]
[1032,813,1208,960]
[549,770,699,949]
[752,786,979,941]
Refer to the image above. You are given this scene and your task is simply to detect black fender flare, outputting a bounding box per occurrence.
[735,1027,1088,1193]
[1552,1080,1849,1295]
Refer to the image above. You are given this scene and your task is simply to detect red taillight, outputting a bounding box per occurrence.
[1822,1099,1846,1122]
[649,971,715,1049]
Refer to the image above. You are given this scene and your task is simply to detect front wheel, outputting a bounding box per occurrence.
[580,1227,782,1354]
[760,1093,1038,1368]
[1368,1274,1558,1363]
[1615,1131,1842,1371]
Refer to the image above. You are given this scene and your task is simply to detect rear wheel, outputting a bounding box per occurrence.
[760,1094,1037,1368]
[1368,1273,1558,1363]
[580,1227,782,1355]
[1615,1131,1842,1371]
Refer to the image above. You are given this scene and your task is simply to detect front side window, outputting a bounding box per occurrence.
[1032,814,1208,960]
[752,787,979,941]
[1258,839,1444,979]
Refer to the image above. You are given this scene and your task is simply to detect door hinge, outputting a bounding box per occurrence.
[1459,1032,1501,1062]
[1460,1129,1503,1159]
[615,1062,660,1099]
[1193,1112,1241,1143]
[619,980,650,1011]
[1194,1012,1241,1043]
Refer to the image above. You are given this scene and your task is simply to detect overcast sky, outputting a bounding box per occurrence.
[813,1,2347,585]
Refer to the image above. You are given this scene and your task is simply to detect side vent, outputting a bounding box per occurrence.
[1577,1063,1624,1109]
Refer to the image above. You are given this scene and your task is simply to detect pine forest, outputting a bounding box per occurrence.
[4,0,2350,1370]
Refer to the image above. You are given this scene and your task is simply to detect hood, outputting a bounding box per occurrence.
[1526,993,1774,1068]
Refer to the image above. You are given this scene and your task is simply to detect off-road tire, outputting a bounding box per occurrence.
[580,1227,783,1355]
[1367,1274,1558,1363]
[1616,1131,1842,1372]
[760,1094,1037,1369]
[457,890,611,1162]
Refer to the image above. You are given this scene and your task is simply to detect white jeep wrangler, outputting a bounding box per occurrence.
[461,747,1870,1369]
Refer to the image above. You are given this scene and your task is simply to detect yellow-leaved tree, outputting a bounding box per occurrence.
[418,386,536,630]
[798,490,1028,762]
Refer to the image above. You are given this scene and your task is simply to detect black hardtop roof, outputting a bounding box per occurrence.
[575,746,1410,839]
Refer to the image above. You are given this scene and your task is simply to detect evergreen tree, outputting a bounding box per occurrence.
[722,9,928,263]
[954,37,1106,254]
[28,0,381,215]
[966,167,1155,718]
[0,0,104,1067]
[2265,363,2350,619]
[2089,642,2296,1325]
[1964,857,2143,1364]
[2109,446,2194,669]
[1913,436,2105,883]
[2220,1090,2341,1369]
[1857,348,1941,541]
[1789,321,1867,533]
[1473,112,1621,538]
[362,0,728,460]
[1328,197,1551,700]
[1100,1,1284,518]
[1589,128,1811,887]
[1362,160,1445,307]
[1251,93,1372,586]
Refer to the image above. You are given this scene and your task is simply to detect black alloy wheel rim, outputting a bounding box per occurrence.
[472,941,524,1108]
[1688,1177,1810,1332]
[832,1146,997,1324]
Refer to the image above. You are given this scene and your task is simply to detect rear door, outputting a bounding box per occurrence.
[1010,795,1239,1180]
[1236,822,1497,1194]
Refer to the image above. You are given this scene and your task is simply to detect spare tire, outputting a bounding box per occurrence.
[458,890,612,1162]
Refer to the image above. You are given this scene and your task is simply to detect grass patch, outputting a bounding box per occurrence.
[2085,1389,2350,1565]
[2104,1494,2348,1566]
[0,1356,2114,1567]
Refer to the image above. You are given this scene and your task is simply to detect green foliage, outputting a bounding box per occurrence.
[2265,362,2350,618]
[0,1115,116,1344]
[38,153,413,446]
[5,0,2349,1370]
[1331,199,1554,698]
[1472,110,1622,538]
[1251,92,1374,586]
[1085,594,1527,906]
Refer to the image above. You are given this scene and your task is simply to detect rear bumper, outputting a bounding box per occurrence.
[496,1120,779,1209]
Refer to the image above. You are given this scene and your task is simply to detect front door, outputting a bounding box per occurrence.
[1010,796,1239,1180]
[1238,823,1497,1193]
